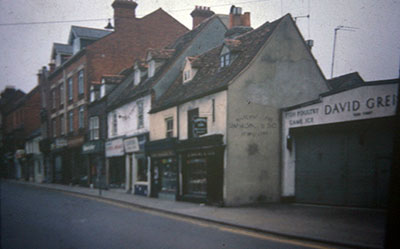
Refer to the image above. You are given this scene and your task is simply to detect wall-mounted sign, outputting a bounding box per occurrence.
[82,140,103,154]
[193,117,207,136]
[284,83,398,129]
[124,137,140,153]
[105,138,124,157]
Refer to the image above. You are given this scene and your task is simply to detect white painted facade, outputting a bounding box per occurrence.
[281,83,398,197]
[178,91,228,141]
[25,135,44,183]
[107,94,152,193]
[149,106,178,141]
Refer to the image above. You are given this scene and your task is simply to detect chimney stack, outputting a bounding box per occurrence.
[112,0,138,30]
[48,61,55,74]
[228,5,251,29]
[190,6,215,29]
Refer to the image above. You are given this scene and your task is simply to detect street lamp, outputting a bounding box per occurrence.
[330,25,358,78]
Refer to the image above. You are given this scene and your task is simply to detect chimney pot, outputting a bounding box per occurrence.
[190,6,215,29]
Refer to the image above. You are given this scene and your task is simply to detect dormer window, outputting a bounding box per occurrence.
[183,70,191,82]
[134,69,141,85]
[148,60,155,78]
[220,53,230,68]
[100,83,106,98]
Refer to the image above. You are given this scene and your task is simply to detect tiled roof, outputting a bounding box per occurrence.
[327,72,364,90]
[151,15,287,112]
[107,14,225,109]
[53,43,72,55]
[101,75,125,84]
[148,48,176,60]
[69,26,112,42]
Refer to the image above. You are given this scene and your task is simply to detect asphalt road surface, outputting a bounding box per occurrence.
[1,181,328,249]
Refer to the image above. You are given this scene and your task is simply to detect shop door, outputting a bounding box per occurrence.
[294,118,393,208]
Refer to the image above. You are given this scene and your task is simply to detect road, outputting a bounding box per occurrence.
[1,181,327,249]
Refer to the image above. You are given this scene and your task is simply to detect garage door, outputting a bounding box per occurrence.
[294,117,393,208]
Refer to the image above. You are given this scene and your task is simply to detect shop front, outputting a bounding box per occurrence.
[82,140,105,188]
[124,133,149,196]
[177,134,225,205]
[145,138,178,200]
[105,138,125,188]
[282,80,398,208]
[50,138,67,183]
[67,136,85,185]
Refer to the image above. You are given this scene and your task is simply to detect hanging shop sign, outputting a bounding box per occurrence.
[105,138,124,157]
[284,83,398,129]
[193,117,208,136]
[124,137,140,153]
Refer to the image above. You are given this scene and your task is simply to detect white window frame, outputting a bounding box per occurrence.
[220,53,230,68]
[165,117,173,138]
[89,116,99,140]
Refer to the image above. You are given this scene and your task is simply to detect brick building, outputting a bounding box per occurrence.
[41,0,188,184]
[1,86,41,180]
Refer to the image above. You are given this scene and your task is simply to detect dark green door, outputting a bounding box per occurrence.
[294,118,393,208]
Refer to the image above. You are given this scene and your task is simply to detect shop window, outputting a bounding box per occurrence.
[136,157,147,182]
[185,157,207,196]
[165,117,173,138]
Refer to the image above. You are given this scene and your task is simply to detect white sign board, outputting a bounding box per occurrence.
[105,138,124,157]
[284,84,398,129]
[124,137,140,153]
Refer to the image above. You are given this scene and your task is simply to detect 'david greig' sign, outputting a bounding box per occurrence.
[284,83,398,128]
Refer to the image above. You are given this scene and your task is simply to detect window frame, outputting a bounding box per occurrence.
[89,116,99,140]
[78,70,84,97]
[137,100,144,129]
[112,112,118,136]
[165,117,173,138]
[68,110,74,133]
[78,106,84,129]
[68,77,73,102]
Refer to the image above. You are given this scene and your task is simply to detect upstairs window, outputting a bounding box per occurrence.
[220,53,230,68]
[165,117,173,138]
[52,119,57,138]
[137,100,144,129]
[112,112,118,136]
[60,84,64,106]
[60,115,65,135]
[68,111,74,133]
[89,116,99,140]
[100,84,106,98]
[52,90,56,109]
[68,77,73,101]
[78,106,84,129]
[78,70,84,96]
[183,70,191,83]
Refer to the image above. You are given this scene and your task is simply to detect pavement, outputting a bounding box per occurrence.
[6,180,386,249]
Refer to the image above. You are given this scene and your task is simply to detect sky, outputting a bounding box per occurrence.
[0,0,399,94]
